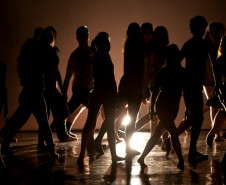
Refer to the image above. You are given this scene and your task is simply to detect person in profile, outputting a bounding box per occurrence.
[203,22,226,145]
[117,22,144,157]
[0,62,8,125]
[77,32,124,168]
[63,26,94,139]
[0,27,58,159]
[165,16,209,161]
[209,35,226,171]
[137,44,185,170]
[37,26,75,151]
[136,26,169,142]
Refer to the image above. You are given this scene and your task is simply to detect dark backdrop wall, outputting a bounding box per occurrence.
[1,0,226,131]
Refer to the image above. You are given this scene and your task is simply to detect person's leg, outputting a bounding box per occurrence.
[115,109,127,142]
[33,94,58,158]
[50,89,75,142]
[125,100,141,156]
[102,100,124,162]
[1,107,30,155]
[135,113,151,132]
[137,123,164,168]
[66,88,91,135]
[188,92,208,160]
[77,92,101,167]
[220,151,226,172]
[206,110,226,146]
[203,86,222,139]
[164,120,184,170]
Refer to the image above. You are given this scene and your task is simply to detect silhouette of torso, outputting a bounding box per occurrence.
[71,47,94,91]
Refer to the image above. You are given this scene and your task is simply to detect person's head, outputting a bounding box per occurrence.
[76,26,89,45]
[205,22,225,46]
[126,22,141,40]
[94,32,110,52]
[218,35,226,57]
[166,44,180,66]
[152,26,169,48]
[141,22,153,44]
[190,16,208,37]
[40,28,54,47]
[46,26,57,46]
[33,27,43,41]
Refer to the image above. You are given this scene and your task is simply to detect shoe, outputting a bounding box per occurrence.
[177,159,184,170]
[77,157,84,170]
[67,131,78,139]
[188,151,208,161]
[206,132,214,147]
[112,156,125,163]
[58,133,77,142]
[137,157,147,168]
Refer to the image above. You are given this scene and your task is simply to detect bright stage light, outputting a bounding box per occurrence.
[122,115,130,126]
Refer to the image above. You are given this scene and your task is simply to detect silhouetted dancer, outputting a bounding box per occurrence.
[204,22,226,146]
[0,27,58,159]
[206,36,226,172]
[37,27,75,152]
[165,16,209,161]
[117,23,144,157]
[63,26,94,138]
[137,44,185,170]
[77,32,124,169]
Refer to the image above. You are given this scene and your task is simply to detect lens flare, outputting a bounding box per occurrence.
[122,115,130,126]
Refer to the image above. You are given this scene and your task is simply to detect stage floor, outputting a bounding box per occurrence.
[0,130,225,185]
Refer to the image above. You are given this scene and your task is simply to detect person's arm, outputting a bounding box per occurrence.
[150,70,162,121]
[142,51,154,103]
[63,54,76,100]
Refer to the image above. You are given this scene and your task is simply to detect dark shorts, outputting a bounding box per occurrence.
[68,87,91,114]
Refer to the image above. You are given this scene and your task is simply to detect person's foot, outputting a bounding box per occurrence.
[115,134,124,143]
[67,131,78,139]
[188,151,208,161]
[177,159,184,170]
[93,139,104,155]
[220,155,226,173]
[137,157,147,168]
[112,156,125,163]
[126,148,140,157]
[206,132,214,147]
[164,138,171,156]
[58,133,77,142]
[77,157,84,169]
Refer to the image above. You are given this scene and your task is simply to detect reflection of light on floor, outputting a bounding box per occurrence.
[116,132,150,157]
[122,115,130,126]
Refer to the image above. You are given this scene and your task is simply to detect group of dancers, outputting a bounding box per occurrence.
[0,15,226,172]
